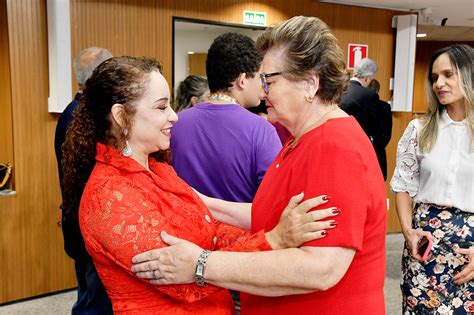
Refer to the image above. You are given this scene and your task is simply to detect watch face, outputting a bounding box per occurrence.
[196,264,204,276]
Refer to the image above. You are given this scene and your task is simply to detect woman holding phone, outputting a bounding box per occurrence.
[391,44,473,314]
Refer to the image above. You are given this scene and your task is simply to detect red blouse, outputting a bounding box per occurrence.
[241,117,387,314]
[79,143,271,314]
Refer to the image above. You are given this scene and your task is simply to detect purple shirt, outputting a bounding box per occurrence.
[171,102,281,202]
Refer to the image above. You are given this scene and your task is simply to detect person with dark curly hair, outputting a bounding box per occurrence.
[173,75,209,112]
[132,16,387,314]
[171,32,281,207]
[61,56,339,314]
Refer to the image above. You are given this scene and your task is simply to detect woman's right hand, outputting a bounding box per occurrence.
[265,192,340,250]
[402,228,432,261]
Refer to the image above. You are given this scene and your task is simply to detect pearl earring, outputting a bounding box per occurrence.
[121,128,133,157]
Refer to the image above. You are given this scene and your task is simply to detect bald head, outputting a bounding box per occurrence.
[74,47,112,89]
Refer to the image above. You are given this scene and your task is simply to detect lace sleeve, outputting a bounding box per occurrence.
[390,120,420,197]
[82,179,222,303]
[214,221,272,252]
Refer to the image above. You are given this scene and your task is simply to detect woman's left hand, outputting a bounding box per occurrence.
[131,231,202,285]
[453,245,474,285]
[265,192,339,249]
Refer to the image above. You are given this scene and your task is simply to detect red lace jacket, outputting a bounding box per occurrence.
[79,143,271,314]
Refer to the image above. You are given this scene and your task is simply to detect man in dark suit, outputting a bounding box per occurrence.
[368,79,393,181]
[340,58,384,176]
[54,47,113,314]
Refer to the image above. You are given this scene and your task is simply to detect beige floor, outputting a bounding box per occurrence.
[0,234,405,315]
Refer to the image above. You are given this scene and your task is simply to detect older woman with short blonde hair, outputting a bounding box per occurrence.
[132,16,387,314]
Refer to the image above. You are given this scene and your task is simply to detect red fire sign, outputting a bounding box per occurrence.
[348,44,368,69]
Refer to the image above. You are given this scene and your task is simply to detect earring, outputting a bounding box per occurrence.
[121,128,133,157]
[305,95,313,103]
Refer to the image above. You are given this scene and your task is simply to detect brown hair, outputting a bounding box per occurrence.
[173,75,208,112]
[256,16,347,103]
[61,56,169,224]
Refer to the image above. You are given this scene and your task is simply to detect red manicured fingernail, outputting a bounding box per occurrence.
[330,221,338,227]
[331,208,341,215]
[322,195,330,201]
[321,231,327,236]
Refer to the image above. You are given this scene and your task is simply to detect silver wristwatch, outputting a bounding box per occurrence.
[195,250,211,286]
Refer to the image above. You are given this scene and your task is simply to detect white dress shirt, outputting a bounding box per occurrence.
[391,110,474,213]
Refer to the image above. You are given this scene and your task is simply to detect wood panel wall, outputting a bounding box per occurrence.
[0,0,75,304]
[0,0,14,175]
[70,0,403,235]
[188,53,208,77]
[1,0,410,303]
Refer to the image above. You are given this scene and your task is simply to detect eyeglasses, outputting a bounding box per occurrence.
[260,71,288,94]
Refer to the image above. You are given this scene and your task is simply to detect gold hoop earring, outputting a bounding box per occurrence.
[305,95,313,103]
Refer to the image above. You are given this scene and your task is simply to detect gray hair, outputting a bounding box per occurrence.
[354,58,378,78]
[74,47,112,87]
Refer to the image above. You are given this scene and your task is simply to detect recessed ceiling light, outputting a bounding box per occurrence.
[416,33,427,38]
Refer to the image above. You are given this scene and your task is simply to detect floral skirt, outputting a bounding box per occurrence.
[401,203,473,314]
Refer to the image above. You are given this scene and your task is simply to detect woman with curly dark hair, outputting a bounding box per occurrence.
[61,56,337,314]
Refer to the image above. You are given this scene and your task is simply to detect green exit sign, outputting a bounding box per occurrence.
[243,10,267,27]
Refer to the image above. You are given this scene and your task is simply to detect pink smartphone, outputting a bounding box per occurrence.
[417,236,433,261]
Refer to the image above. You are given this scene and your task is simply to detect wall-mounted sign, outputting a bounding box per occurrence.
[243,10,267,27]
[347,44,368,69]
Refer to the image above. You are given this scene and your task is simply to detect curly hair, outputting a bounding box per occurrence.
[61,56,170,227]
[256,16,347,104]
[173,75,208,112]
[206,32,262,93]
[419,44,474,153]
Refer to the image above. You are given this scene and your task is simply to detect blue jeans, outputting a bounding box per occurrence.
[72,257,113,315]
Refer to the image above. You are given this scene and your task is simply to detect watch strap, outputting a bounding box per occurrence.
[195,250,211,286]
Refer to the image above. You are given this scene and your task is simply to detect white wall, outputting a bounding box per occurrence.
[174,28,263,93]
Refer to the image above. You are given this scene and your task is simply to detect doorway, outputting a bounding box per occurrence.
[172,17,265,94]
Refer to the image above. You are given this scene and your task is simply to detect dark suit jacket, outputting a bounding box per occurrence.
[373,100,392,180]
[54,92,88,259]
[340,80,379,141]
[54,92,81,181]
[341,80,393,180]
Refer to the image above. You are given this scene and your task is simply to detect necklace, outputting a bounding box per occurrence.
[290,105,338,149]
[276,105,338,169]
[209,93,240,106]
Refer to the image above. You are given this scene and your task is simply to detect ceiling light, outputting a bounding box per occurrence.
[416,33,427,38]
[188,51,194,54]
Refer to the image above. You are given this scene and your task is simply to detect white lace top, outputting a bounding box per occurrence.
[390,110,474,213]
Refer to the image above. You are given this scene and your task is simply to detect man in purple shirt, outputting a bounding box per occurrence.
[171,33,281,204]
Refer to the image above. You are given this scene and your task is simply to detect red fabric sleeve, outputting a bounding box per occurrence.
[302,142,369,251]
[214,222,272,252]
[81,178,223,303]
